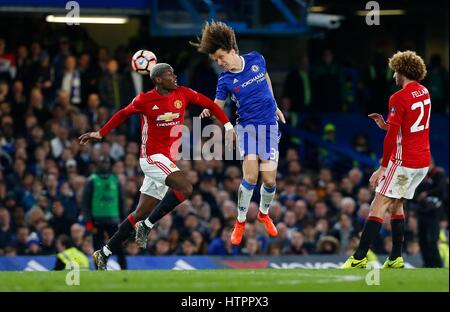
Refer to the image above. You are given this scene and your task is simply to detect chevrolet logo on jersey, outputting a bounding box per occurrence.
[157,112,180,122]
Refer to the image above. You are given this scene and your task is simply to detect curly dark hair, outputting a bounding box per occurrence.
[388,50,427,81]
[189,21,239,54]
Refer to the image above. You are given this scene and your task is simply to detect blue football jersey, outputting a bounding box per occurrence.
[215,51,277,126]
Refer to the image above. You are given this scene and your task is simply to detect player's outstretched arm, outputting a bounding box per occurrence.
[265,73,286,124]
[79,102,139,145]
[79,131,103,145]
[368,113,388,130]
[199,99,225,119]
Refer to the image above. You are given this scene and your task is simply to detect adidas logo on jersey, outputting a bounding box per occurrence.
[152,105,159,110]
[233,78,239,84]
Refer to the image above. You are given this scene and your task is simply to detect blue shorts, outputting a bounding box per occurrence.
[236,123,281,162]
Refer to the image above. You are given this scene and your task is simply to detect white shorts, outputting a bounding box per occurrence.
[375,161,428,199]
[139,154,180,200]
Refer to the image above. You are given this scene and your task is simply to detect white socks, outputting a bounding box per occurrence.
[259,184,276,215]
[237,179,256,223]
[103,245,112,256]
[144,219,155,229]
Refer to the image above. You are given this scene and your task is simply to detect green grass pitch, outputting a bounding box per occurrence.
[0,269,448,292]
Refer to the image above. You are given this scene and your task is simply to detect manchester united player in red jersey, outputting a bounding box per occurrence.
[79,63,233,270]
[342,51,431,269]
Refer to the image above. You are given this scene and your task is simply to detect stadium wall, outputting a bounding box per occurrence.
[0,255,424,271]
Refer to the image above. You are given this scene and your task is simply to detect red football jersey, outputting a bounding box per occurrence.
[386,81,431,168]
[99,86,229,162]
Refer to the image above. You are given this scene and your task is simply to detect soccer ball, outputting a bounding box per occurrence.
[131,50,157,75]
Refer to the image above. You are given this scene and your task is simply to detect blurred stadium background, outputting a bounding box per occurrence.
[0,0,448,277]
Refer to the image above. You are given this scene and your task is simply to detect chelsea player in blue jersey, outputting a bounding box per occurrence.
[191,21,286,245]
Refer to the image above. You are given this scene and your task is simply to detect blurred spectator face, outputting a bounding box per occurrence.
[314,202,328,219]
[269,244,281,256]
[191,231,204,248]
[124,153,137,168]
[113,161,125,175]
[340,197,356,215]
[293,200,308,219]
[348,168,363,185]
[407,241,420,256]
[276,222,288,239]
[107,59,119,74]
[28,206,45,226]
[45,173,58,189]
[81,236,94,255]
[284,211,297,228]
[57,90,71,107]
[384,236,393,254]
[288,161,301,175]
[216,190,230,206]
[182,239,197,256]
[64,56,77,71]
[353,135,369,153]
[407,217,418,234]
[71,224,85,242]
[303,224,316,240]
[244,222,256,238]
[208,217,222,233]
[185,214,199,231]
[31,126,44,143]
[78,53,90,69]
[286,148,299,162]
[87,93,101,110]
[155,239,170,255]
[17,227,29,244]
[291,232,305,249]
[34,146,47,162]
[126,142,139,155]
[305,189,318,205]
[186,170,199,185]
[98,47,109,62]
[221,200,237,220]
[27,241,40,254]
[269,201,283,222]
[0,208,10,228]
[14,159,26,176]
[126,242,140,256]
[41,227,55,246]
[30,42,41,57]
[247,202,259,221]
[177,160,191,172]
[244,238,259,255]
[339,214,352,230]
[357,188,371,204]
[17,45,27,59]
[340,178,354,194]
[323,49,334,64]
[326,182,337,195]
[319,168,332,183]
[358,203,370,220]
[198,203,210,221]
[13,207,25,226]
[12,80,24,94]
[221,227,232,242]
[315,218,329,233]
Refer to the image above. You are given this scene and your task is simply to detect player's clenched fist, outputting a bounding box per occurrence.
[79,131,103,145]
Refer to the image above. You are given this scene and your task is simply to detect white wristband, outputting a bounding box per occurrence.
[224,122,234,131]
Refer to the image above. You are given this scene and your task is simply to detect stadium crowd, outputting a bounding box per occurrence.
[0,32,448,265]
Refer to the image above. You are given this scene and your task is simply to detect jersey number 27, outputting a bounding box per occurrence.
[410,99,431,133]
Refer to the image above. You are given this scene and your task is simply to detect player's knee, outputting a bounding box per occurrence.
[243,175,258,185]
[179,183,193,199]
[262,176,276,188]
